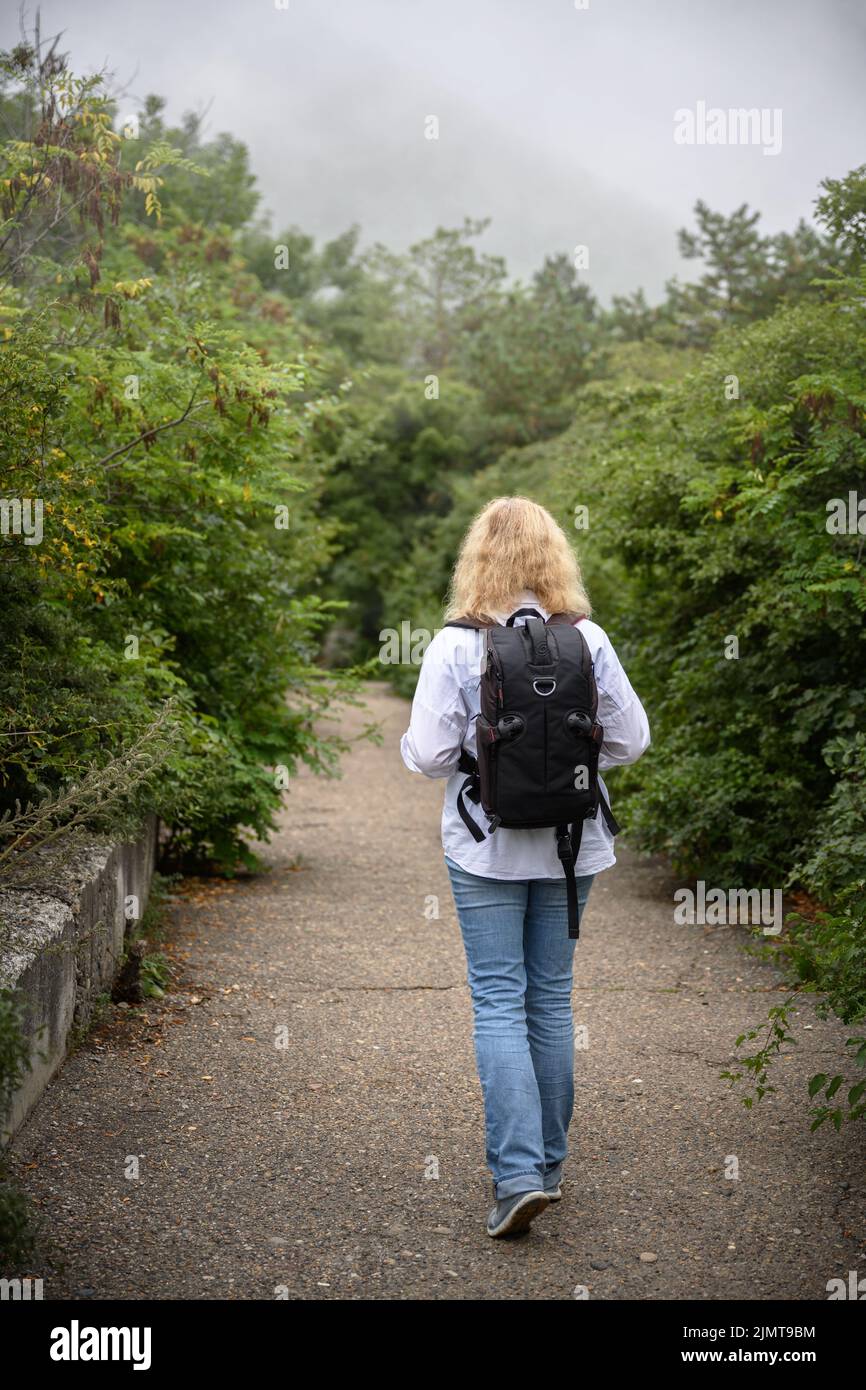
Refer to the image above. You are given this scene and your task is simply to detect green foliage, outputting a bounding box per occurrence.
[589,312,863,881]
[0,1175,33,1265]
[807,1037,866,1131]
[0,988,34,1262]
[314,368,488,656]
[560,219,866,1120]
[723,997,866,1132]
[0,39,365,874]
[460,256,602,443]
[0,988,31,1139]
[721,1002,797,1108]
[120,95,259,230]
[0,705,178,885]
[814,164,866,258]
[666,199,844,346]
[139,950,170,1000]
[395,217,508,372]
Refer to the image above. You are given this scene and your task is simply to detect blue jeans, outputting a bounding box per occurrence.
[445,856,594,1200]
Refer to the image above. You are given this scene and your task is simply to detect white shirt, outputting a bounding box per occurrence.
[400,592,651,880]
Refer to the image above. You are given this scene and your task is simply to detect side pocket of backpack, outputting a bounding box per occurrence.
[588,720,604,814]
[558,714,601,809]
[475,715,499,814]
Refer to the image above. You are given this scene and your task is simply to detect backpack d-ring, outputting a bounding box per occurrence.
[533,678,557,697]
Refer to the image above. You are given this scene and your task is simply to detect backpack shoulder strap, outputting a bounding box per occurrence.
[448,605,575,630]
[556,821,583,939]
[546,610,587,625]
[443,619,492,837]
[448,609,587,629]
[444,617,494,630]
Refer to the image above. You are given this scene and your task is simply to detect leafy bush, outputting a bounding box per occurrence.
[0,988,34,1262]
[0,42,365,873]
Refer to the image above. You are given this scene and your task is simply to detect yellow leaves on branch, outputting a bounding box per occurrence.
[112,278,153,300]
[132,164,166,222]
[6,169,48,188]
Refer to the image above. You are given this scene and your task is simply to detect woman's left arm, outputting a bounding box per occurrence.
[592,630,651,770]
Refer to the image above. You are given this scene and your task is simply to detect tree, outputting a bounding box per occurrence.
[665,198,844,345]
[460,271,601,441]
[815,163,866,259]
[396,217,507,371]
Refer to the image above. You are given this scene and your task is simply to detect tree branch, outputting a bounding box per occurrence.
[97,384,211,470]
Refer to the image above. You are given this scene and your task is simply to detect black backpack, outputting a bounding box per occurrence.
[446,606,619,939]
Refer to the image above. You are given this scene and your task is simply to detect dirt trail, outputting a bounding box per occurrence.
[8,684,865,1300]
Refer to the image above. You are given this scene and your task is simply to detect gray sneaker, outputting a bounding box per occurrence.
[486,1188,550,1238]
[543,1165,564,1202]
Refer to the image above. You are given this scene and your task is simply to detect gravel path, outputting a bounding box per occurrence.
[7,684,865,1300]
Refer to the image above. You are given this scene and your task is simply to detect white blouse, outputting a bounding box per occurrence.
[400,592,651,880]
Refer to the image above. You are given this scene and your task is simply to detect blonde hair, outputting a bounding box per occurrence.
[444,496,591,623]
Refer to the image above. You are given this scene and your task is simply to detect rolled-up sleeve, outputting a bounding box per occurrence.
[400,633,470,779]
[593,633,651,771]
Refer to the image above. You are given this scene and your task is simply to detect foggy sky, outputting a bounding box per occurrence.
[5,0,865,302]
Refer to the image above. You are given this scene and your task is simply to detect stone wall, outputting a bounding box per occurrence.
[0,818,158,1139]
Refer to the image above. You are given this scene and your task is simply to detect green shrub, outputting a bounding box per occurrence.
[0,988,34,1263]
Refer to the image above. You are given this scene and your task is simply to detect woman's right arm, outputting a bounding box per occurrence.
[400,631,471,780]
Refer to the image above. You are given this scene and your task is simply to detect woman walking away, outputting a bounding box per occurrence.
[400,496,650,1238]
